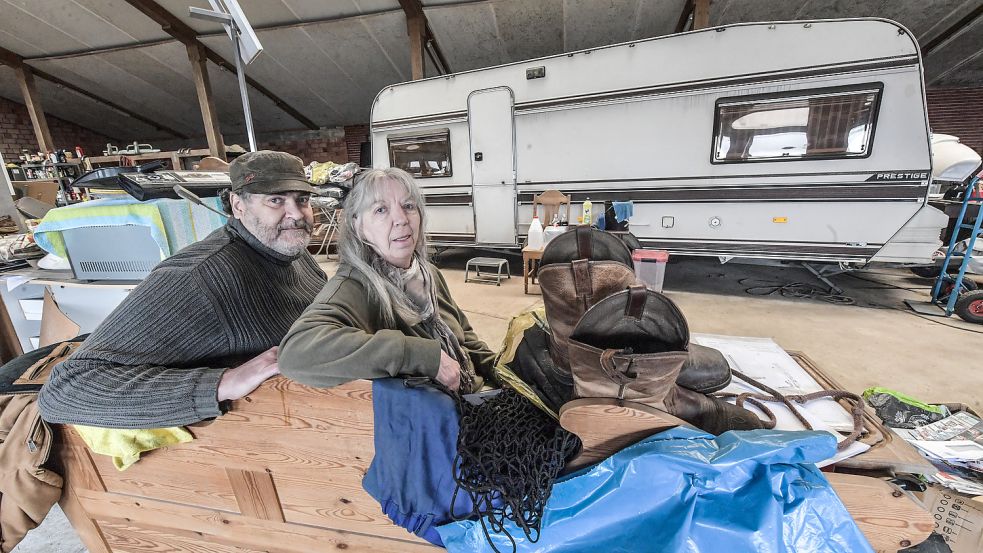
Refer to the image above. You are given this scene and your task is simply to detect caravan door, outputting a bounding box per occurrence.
[468,87,517,245]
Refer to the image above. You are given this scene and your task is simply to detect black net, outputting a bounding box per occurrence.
[451,388,581,553]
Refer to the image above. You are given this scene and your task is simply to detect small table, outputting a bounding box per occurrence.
[522,246,544,295]
[465,257,511,286]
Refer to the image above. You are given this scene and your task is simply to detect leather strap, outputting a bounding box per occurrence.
[599,348,636,386]
[625,284,647,319]
[575,225,592,260]
[572,259,592,302]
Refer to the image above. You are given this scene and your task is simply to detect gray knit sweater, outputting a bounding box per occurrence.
[37,217,326,429]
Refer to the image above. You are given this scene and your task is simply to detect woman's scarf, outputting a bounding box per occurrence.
[372,254,478,394]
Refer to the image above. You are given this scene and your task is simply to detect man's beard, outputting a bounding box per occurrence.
[242,213,312,256]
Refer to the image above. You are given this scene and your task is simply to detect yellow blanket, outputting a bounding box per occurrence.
[72,424,194,471]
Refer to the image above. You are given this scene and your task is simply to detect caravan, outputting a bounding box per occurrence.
[370,18,947,264]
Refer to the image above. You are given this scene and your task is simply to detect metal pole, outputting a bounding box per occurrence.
[231,20,257,152]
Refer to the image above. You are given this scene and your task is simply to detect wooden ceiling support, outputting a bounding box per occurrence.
[693,0,711,30]
[187,43,226,159]
[398,0,450,79]
[14,64,55,153]
[674,0,695,33]
[123,0,318,130]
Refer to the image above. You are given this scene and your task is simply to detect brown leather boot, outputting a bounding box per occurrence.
[538,227,732,394]
[568,285,764,434]
[538,227,637,373]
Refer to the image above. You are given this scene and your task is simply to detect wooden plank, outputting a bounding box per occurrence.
[186,43,226,159]
[399,0,426,80]
[274,471,427,542]
[674,0,695,33]
[100,521,268,553]
[14,64,55,153]
[226,468,285,522]
[97,456,238,512]
[76,489,438,553]
[52,428,113,553]
[825,472,934,552]
[693,0,710,30]
[58,485,113,553]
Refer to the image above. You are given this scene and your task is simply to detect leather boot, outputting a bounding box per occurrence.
[538,227,637,373]
[538,227,732,394]
[568,285,764,434]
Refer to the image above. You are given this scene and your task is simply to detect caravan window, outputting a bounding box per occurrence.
[388,130,452,178]
[712,86,881,163]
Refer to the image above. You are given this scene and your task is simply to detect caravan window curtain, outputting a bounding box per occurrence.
[712,85,881,163]
[388,130,452,178]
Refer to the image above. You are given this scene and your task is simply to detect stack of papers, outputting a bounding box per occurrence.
[892,411,983,496]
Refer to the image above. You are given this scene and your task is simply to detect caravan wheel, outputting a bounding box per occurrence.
[954,290,983,324]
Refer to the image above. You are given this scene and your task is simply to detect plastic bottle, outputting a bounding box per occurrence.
[582,197,593,226]
[527,216,545,249]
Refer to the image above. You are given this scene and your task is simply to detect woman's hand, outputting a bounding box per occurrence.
[217,346,280,402]
[436,349,461,392]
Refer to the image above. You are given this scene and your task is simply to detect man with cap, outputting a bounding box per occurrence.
[39,151,327,428]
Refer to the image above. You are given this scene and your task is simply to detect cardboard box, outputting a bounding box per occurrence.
[12,180,59,206]
[918,486,983,553]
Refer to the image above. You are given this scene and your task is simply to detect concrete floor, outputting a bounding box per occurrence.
[24,251,983,552]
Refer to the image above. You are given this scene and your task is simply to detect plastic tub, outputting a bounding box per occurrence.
[631,249,669,292]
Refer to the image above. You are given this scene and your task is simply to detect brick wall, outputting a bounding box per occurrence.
[926,86,983,155]
[154,125,366,165]
[0,95,117,161]
[344,124,369,166]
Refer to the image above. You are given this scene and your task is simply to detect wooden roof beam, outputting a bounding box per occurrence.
[674,0,694,33]
[0,45,187,140]
[398,0,451,79]
[123,0,319,130]
[693,0,710,30]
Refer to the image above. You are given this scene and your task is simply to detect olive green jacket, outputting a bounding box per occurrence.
[278,262,496,389]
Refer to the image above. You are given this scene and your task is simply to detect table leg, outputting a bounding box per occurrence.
[523,255,529,294]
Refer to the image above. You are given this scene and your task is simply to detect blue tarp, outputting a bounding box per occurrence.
[438,427,872,553]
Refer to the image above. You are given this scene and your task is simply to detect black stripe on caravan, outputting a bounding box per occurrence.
[428,234,475,243]
[512,184,924,203]
[372,56,919,129]
[425,194,473,205]
[518,170,931,184]
[638,240,881,260]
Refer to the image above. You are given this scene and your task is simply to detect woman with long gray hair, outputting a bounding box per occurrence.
[278,167,496,393]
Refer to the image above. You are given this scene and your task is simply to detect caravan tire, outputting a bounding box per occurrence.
[954,290,983,324]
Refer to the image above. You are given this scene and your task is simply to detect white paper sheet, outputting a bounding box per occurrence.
[692,333,856,432]
[18,298,43,321]
[4,275,32,292]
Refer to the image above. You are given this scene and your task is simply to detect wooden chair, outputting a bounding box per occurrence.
[532,189,572,226]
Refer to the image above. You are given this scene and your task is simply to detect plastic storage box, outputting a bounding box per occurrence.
[632,249,669,292]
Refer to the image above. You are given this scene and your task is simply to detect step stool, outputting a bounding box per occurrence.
[465,257,511,286]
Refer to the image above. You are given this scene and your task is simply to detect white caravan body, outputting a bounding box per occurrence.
[370,19,947,264]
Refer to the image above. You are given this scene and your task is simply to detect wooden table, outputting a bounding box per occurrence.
[522,245,544,294]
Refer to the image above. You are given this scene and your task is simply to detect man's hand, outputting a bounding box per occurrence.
[436,349,461,392]
[217,346,280,402]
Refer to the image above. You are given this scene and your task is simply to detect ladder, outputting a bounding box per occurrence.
[931,173,983,316]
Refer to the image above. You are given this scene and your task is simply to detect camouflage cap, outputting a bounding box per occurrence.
[229,150,316,195]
